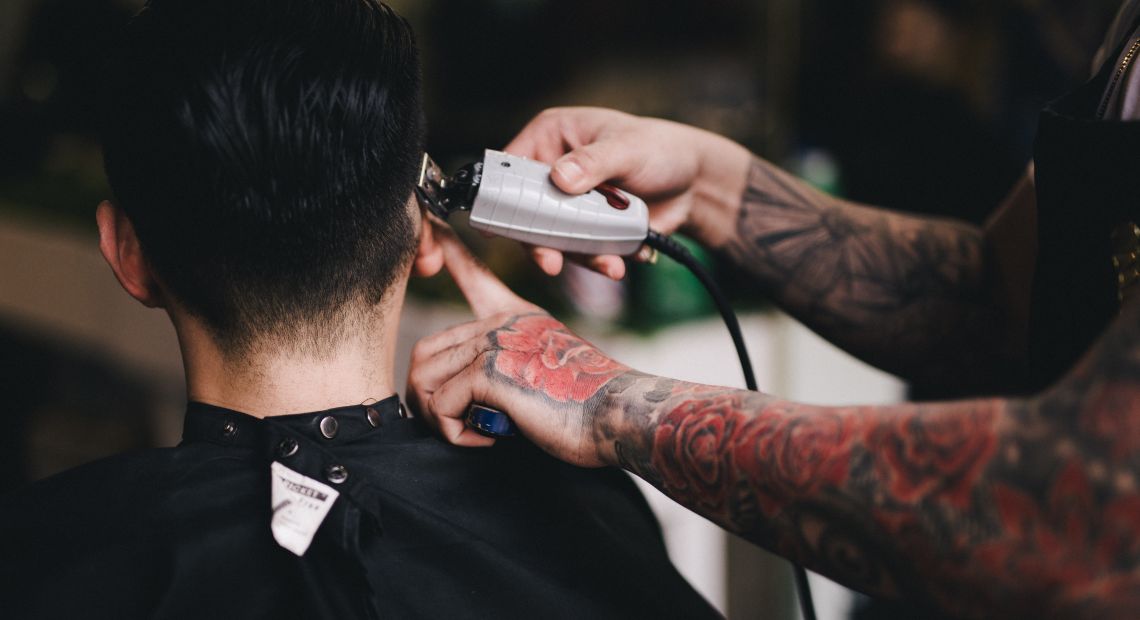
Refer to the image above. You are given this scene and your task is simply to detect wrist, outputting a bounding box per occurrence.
[595,371,696,472]
[685,132,752,248]
[592,372,627,467]
[593,370,652,467]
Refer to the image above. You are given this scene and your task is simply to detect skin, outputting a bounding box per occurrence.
[409,108,1140,617]
[97,198,448,418]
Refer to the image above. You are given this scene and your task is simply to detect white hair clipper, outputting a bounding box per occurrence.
[415,149,650,256]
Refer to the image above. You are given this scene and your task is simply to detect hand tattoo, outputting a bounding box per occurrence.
[486,314,627,405]
[723,157,1017,392]
[607,302,1140,618]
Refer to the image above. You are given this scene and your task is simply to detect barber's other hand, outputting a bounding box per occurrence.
[407,221,630,467]
[505,106,751,279]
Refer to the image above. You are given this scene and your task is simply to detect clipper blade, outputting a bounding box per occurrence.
[415,153,451,220]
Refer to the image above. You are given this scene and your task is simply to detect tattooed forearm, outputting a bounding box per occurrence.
[602,302,1140,618]
[723,157,1018,390]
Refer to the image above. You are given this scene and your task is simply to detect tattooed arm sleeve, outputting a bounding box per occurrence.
[602,301,1140,619]
[721,157,1021,390]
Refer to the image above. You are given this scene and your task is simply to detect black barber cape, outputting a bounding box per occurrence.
[0,396,721,619]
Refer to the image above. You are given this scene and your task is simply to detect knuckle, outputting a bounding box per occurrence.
[538,106,564,120]
[410,341,425,362]
[467,344,498,373]
[411,337,434,361]
[572,149,594,166]
[424,391,443,416]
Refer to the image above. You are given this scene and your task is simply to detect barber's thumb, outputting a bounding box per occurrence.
[552,145,614,195]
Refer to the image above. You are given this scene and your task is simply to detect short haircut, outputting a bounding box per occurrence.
[100,0,424,354]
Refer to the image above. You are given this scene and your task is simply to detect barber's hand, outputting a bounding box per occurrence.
[407,221,631,467]
[505,107,752,280]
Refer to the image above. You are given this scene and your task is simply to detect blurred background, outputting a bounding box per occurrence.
[0,0,1126,618]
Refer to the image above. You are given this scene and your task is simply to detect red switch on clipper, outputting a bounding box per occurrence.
[595,183,630,210]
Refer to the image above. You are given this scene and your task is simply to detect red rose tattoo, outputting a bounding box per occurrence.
[735,407,862,517]
[872,404,998,507]
[490,314,626,403]
[651,395,744,516]
[652,397,862,521]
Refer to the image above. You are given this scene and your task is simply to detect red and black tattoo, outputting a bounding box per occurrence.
[486,313,627,405]
[601,300,1140,618]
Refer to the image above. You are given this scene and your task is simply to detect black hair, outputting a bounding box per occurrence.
[100,0,424,353]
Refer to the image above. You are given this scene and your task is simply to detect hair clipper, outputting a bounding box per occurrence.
[415,149,650,256]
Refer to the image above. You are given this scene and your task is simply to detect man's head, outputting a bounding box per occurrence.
[97,0,434,356]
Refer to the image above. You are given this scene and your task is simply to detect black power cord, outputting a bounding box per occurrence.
[645,230,818,620]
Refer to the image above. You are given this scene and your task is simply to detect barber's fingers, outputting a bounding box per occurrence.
[550,139,645,196]
[438,413,497,448]
[411,314,505,361]
[529,246,564,276]
[526,245,627,280]
[510,131,570,167]
[423,362,501,448]
[432,221,540,319]
[646,194,690,236]
[408,328,504,448]
[574,253,626,280]
[505,108,643,196]
[427,366,496,448]
[503,108,582,163]
[427,361,521,442]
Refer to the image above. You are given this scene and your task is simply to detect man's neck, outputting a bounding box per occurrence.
[172,300,404,418]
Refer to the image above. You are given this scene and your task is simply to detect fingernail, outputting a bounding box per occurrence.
[554,159,583,187]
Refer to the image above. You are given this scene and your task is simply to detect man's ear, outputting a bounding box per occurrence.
[412,210,445,278]
[96,201,164,308]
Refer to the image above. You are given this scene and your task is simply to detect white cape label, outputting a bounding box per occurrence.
[270,460,339,557]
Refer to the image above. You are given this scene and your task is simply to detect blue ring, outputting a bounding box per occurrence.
[466,405,516,438]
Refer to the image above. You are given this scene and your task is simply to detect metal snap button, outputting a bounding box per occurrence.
[276,437,299,458]
[366,407,381,428]
[326,464,348,484]
[319,416,338,439]
[398,403,410,419]
[221,420,236,436]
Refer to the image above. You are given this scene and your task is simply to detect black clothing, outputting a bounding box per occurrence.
[1,396,720,619]
[1029,8,1140,389]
